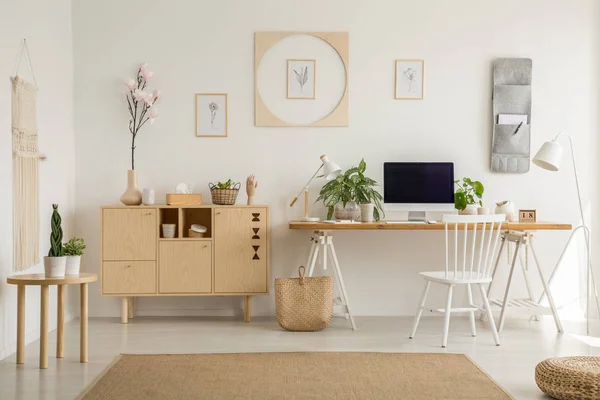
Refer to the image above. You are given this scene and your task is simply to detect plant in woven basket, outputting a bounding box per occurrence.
[48,204,64,257]
[316,159,384,221]
[209,180,241,205]
[212,179,236,190]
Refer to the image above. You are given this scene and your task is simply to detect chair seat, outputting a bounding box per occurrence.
[419,271,492,284]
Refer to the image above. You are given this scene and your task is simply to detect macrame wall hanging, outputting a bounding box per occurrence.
[12,39,41,271]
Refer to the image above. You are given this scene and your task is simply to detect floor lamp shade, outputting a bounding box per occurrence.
[533,140,563,171]
[320,155,341,180]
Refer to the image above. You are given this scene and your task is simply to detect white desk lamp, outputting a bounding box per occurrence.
[290,154,341,221]
[533,133,600,334]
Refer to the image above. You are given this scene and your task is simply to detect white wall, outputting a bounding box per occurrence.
[0,0,76,359]
[72,0,600,318]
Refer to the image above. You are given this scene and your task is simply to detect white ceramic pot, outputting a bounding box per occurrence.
[44,256,66,278]
[142,188,155,206]
[495,200,517,222]
[65,255,81,275]
[162,224,176,238]
[360,203,375,222]
[477,207,491,215]
[458,204,478,215]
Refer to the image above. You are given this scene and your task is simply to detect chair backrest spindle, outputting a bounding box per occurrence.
[443,215,504,279]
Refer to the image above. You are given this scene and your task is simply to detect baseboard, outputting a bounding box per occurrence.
[0,312,76,361]
[135,308,256,317]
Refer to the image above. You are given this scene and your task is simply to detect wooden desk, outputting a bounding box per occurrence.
[289,220,572,331]
[289,221,572,231]
[6,273,98,369]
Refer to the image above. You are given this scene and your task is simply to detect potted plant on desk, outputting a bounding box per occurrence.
[64,237,86,275]
[316,159,384,221]
[454,177,484,215]
[44,204,66,278]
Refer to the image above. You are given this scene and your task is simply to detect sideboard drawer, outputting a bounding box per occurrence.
[102,261,156,294]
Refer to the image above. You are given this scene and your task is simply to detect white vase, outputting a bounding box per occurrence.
[120,170,142,206]
[495,200,517,222]
[458,205,478,215]
[360,203,375,222]
[65,255,81,275]
[44,256,66,278]
[142,188,155,205]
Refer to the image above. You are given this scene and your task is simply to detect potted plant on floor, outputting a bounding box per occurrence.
[64,237,86,275]
[316,159,385,221]
[454,177,484,215]
[44,204,66,278]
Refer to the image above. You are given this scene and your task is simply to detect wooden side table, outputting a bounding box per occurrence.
[6,273,98,369]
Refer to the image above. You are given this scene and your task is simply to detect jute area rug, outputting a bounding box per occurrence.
[79,353,513,400]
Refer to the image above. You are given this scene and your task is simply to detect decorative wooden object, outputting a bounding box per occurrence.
[166,194,202,206]
[519,209,537,223]
[254,31,349,127]
[246,175,258,205]
[6,273,98,369]
[101,205,270,323]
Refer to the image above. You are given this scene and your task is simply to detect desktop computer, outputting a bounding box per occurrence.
[383,162,455,222]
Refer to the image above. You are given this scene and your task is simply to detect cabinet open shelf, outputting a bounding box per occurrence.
[181,208,212,238]
[159,208,179,238]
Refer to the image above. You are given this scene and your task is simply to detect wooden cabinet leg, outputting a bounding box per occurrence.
[80,283,88,363]
[17,285,25,364]
[40,285,49,369]
[57,285,65,358]
[128,297,134,319]
[121,297,128,324]
[243,296,252,323]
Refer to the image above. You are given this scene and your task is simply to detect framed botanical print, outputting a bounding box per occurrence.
[395,60,424,100]
[287,59,316,99]
[195,93,228,137]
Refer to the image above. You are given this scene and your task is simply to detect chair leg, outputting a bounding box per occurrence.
[442,285,454,348]
[478,283,500,346]
[466,284,476,337]
[409,281,430,339]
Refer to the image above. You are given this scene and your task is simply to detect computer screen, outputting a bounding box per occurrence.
[383,162,454,204]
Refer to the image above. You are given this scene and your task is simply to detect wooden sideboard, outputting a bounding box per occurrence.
[100,205,270,323]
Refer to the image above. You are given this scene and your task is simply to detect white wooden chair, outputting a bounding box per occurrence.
[409,214,504,348]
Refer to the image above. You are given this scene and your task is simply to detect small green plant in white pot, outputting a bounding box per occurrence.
[44,204,66,277]
[64,238,86,275]
[454,177,484,215]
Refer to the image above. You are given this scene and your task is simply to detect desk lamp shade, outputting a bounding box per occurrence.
[533,140,563,171]
[321,154,341,180]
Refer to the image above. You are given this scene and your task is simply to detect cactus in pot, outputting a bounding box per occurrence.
[43,204,66,277]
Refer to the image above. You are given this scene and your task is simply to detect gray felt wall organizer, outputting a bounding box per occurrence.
[491,58,532,173]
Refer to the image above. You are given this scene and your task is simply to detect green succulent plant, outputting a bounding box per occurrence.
[48,204,64,257]
[63,237,86,256]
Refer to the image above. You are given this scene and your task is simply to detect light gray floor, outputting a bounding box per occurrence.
[1,315,598,399]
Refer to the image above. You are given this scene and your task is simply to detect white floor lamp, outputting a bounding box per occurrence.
[533,132,600,334]
[290,154,341,221]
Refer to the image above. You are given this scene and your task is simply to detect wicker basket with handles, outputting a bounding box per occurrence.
[209,182,240,205]
[275,266,334,332]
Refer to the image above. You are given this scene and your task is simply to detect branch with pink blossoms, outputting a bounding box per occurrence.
[124,63,160,170]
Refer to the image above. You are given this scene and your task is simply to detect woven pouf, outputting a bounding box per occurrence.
[535,357,600,400]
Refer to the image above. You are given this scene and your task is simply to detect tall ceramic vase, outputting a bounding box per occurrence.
[120,170,142,206]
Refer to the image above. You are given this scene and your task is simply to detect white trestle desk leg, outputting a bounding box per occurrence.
[498,240,521,332]
[325,232,356,331]
[306,238,318,277]
[323,237,328,271]
[529,238,563,334]
[410,281,430,339]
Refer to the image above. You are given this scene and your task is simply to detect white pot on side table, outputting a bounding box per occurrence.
[44,256,66,278]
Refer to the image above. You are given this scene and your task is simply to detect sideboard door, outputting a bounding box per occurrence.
[102,209,156,260]
[214,207,267,293]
